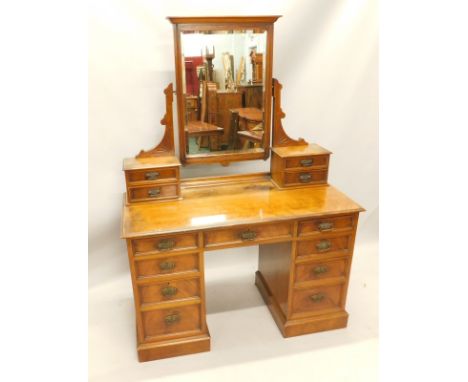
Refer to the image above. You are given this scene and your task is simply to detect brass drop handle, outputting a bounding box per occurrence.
[300,159,313,167]
[316,239,331,252]
[161,285,178,297]
[313,265,328,275]
[309,293,325,302]
[317,222,334,232]
[157,238,175,251]
[299,173,312,183]
[147,188,161,197]
[164,312,180,325]
[159,261,176,271]
[145,171,160,180]
[240,229,257,241]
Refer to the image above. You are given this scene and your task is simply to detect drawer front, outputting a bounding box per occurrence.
[135,253,199,278]
[126,167,178,184]
[292,284,344,315]
[185,98,198,108]
[204,222,293,248]
[298,215,354,236]
[295,259,347,284]
[128,184,178,202]
[133,233,198,255]
[285,155,329,169]
[283,170,328,186]
[142,304,201,339]
[139,278,201,305]
[296,236,351,258]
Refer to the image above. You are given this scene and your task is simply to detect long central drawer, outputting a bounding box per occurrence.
[204,221,293,249]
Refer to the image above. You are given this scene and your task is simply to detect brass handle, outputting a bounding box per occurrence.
[313,265,328,275]
[159,261,176,271]
[164,312,180,325]
[161,285,178,297]
[309,293,325,302]
[145,171,160,180]
[316,239,331,252]
[317,222,334,232]
[300,159,313,167]
[240,229,257,241]
[299,173,312,183]
[157,238,175,251]
[147,188,161,197]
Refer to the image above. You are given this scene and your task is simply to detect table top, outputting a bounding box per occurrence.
[272,144,332,158]
[230,107,263,121]
[121,174,364,238]
[185,121,223,134]
[123,156,181,171]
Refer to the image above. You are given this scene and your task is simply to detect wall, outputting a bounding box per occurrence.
[89,0,378,286]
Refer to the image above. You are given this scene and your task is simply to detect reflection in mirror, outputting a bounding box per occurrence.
[181,30,266,156]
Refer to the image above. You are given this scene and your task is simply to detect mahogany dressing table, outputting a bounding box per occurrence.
[121,16,364,362]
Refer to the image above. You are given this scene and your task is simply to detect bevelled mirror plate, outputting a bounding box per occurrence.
[169,16,279,165]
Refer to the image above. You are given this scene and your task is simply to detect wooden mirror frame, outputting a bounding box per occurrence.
[168,16,281,165]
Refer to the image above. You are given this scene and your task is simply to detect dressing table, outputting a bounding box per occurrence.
[121,16,364,362]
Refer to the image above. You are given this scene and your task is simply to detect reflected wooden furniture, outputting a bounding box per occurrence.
[215,91,243,149]
[237,129,264,148]
[184,95,199,122]
[122,174,363,361]
[185,121,223,152]
[237,84,263,109]
[230,107,263,148]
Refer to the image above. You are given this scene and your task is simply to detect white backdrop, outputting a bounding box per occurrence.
[89,0,378,287]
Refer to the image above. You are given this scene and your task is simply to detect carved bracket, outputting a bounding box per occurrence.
[136,83,175,158]
[272,78,308,147]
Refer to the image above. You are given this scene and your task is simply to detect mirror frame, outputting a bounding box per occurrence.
[168,16,281,165]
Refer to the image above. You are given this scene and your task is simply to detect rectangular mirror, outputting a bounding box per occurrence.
[169,17,279,165]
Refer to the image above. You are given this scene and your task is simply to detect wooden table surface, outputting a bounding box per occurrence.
[230,107,263,122]
[185,121,224,134]
[121,174,363,238]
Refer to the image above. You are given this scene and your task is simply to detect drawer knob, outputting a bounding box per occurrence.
[240,229,257,241]
[147,188,161,197]
[159,261,176,271]
[157,239,175,251]
[164,312,180,325]
[145,171,160,180]
[317,222,334,231]
[161,285,178,297]
[299,173,312,183]
[313,265,328,275]
[309,293,325,302]
[300,159,313,167]
[316,239,331,252]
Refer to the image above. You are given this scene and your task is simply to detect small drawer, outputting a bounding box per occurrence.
[139,278,201,305]
[283,170,328,186]
[204,222,293,248]
[141,304,201,339]
[298,215,354,236]
[134,253,199,278]
[292,284,344,316]
[295,258,347,284]
[185,98,198,108]
[285,155,329,170]
[126,167,178,184]
[133,233,198,255]
[296,236,351,258]
[128,183,179,202]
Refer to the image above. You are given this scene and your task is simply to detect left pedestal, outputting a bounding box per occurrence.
[124,232,210,362]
